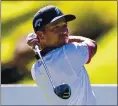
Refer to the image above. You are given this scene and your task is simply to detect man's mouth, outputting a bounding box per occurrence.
[59,34,69,44]
[61,34,69,39]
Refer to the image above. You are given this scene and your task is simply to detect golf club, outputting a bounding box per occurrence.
[34,44,71,99]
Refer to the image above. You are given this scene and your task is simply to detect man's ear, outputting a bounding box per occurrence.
[36,31,45,40]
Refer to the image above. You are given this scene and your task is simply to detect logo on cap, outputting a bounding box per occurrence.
[55,8,60,15]
[34,18,42,27]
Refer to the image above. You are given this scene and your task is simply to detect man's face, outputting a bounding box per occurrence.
[42,18,69,48]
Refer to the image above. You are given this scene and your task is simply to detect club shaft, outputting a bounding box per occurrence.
[34,45,55,89]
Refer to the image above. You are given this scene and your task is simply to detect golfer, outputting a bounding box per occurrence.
[26,5,97,105]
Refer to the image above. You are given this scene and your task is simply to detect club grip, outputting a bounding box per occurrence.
[34,44,41,53]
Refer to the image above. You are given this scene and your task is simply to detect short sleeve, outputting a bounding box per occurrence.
[31,64,36,81]
[64,42,90,66]
[31,61,42,81]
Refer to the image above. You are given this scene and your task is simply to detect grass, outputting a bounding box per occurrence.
[1,1,117,84]
[18,78,36,84]
[85,27,117,84]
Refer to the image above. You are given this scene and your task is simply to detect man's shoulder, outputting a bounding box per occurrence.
[50,42,78,55]
[64,42,80,50]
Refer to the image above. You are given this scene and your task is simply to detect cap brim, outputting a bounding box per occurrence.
[50,14,76,23]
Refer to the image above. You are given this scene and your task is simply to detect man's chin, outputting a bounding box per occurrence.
[64,38,69,44]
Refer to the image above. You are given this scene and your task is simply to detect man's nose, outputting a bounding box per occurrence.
[60,28,68,35]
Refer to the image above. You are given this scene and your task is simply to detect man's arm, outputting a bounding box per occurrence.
[69,36,97,63]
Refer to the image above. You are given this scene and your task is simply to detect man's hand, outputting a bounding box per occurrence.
[25,33,40,49]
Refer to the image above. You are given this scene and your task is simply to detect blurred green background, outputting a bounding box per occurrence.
[1,1,117,84]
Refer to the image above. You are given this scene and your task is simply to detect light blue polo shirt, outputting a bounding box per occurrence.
[31,42,96,105]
